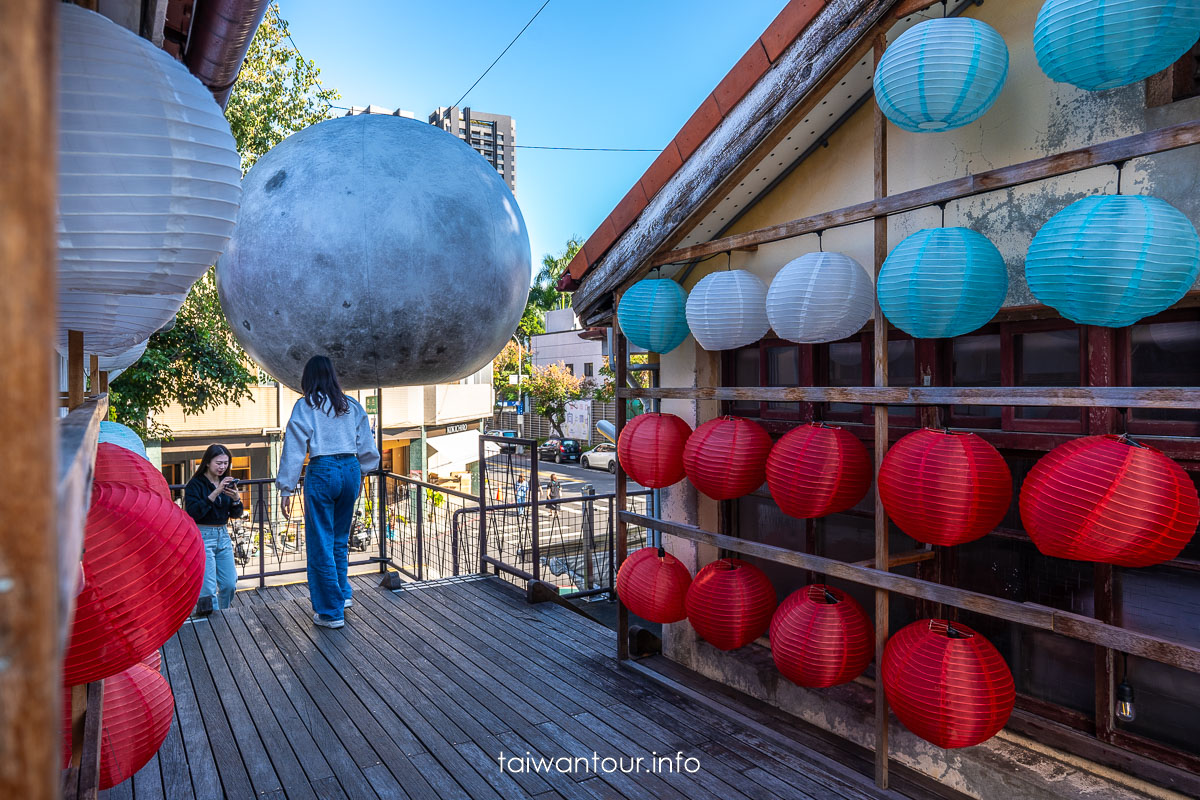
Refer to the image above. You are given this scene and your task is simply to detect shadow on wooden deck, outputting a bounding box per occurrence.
[99,574,968,800]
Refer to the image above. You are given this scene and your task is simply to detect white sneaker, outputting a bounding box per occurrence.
[344,598,353,608]
[312,613,345,629]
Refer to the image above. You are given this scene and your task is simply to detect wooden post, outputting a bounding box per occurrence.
[615,291,630,661]
[872,32,891,791]
[0,1,60,797]
[88,354,98,395]
[98,371,108,394]
[68,330,85,410]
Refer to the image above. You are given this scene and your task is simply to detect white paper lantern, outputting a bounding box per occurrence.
[766,253,874,343]
[57,5,241,356]
[685,270,770,351]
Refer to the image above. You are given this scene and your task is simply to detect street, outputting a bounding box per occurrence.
[483,453,644,497]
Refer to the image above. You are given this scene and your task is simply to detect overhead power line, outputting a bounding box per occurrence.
[449,0,552,109]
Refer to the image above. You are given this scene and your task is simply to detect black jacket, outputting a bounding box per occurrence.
[184,473,244,526]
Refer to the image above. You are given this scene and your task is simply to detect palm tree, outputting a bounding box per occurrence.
[529,237,582,313]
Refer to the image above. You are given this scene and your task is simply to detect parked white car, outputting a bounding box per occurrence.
[580,442,618,474]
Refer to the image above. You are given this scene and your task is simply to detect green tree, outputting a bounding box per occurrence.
[110,4,338,437]
[224,3,341,173]
[524,363,586,437]
[492,340,531,405]
[522,237,581,336]
[108,272,256,438]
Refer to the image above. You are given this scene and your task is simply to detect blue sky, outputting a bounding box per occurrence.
[280,0,788,275]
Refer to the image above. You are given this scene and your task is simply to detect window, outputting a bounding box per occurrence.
[1146,40,1200,105]
[565,364,574,375]
[721,313,1200,779]
[583,362,593,377]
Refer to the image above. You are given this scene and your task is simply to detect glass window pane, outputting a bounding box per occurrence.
[952,334,1002,420]
[1132,321,1200,423]
[1015,329,1080,421]
[732,347,759,415]
[767,345,801,414]
[889,338,916,420]
[827,341,863,416]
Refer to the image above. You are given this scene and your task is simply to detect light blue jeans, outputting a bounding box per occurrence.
[199,524,237,609]
[303,454,361,620]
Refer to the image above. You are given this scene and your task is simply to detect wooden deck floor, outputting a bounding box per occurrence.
[99,574,965,800]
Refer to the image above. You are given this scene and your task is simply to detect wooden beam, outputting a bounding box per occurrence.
[853,549,935,569]
[0,1,59,797]
[622,511,1200,674]
[649,118,1200,267]
[871,33,890,790]
[617,385,1200,408]
[68,330,84,410]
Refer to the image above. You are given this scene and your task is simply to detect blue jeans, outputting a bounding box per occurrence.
[199,524,237,609]
[303,454,361,620]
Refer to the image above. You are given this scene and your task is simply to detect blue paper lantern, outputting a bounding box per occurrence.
[618,278,691,353]
[98,421,149,461]
[1025,195,1200,327]
[878,228,1008,338]
[874,18,1009,133]
[1034,0,1200,91]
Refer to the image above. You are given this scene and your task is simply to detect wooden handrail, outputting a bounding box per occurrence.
[621,510,1200,674]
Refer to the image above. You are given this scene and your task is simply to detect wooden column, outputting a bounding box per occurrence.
[871,32,891,791]
[68,330,84,410]
[0,1,60,797]
[614,291,630,661]
[98,371,108,394]
[88,354,98,395]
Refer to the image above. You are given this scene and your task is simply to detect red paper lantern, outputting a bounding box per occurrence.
[94,442,171,500]
[766,424,871,518]
[141,649,162,673]
[770,584,874,687]
[63,662,174,790]
[882,619,1014,749]
[63,482,204,685]
[685,558,776,650]
[617,412,692,488]
[877,428,1012,546]
[616,546,692,623]
[1019,434,1199,567]
[683,416,773,500]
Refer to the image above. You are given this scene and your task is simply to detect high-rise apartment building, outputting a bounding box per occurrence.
[429,106,517,194]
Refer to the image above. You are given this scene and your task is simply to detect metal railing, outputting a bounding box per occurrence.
[171,456,650,601]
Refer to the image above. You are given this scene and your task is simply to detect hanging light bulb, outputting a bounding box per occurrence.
[1115,681,1136,723]
[1115,653,1136,723]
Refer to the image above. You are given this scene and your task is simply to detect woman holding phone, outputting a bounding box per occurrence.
[184,444,244,616]
[277,355,380,629]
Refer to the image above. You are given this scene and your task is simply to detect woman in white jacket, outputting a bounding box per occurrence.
[277,355,380,628]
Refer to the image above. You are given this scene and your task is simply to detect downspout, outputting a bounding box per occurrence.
[184,0,271,109]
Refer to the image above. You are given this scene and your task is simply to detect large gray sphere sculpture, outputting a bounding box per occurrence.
[217,115,530,390]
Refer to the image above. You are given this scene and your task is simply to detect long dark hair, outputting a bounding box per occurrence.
[301,355,350,416]
[198,444,232,480]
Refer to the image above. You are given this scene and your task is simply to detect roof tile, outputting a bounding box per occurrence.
[761,0,826,63]
[714,40,770,115]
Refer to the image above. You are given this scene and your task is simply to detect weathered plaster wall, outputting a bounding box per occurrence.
[652,0,1200,796]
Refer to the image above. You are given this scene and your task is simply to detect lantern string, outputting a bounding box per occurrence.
[816,230,824,253]
[725,251,733,271]
[938,201,947,228]
[1115,160,1126,195]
